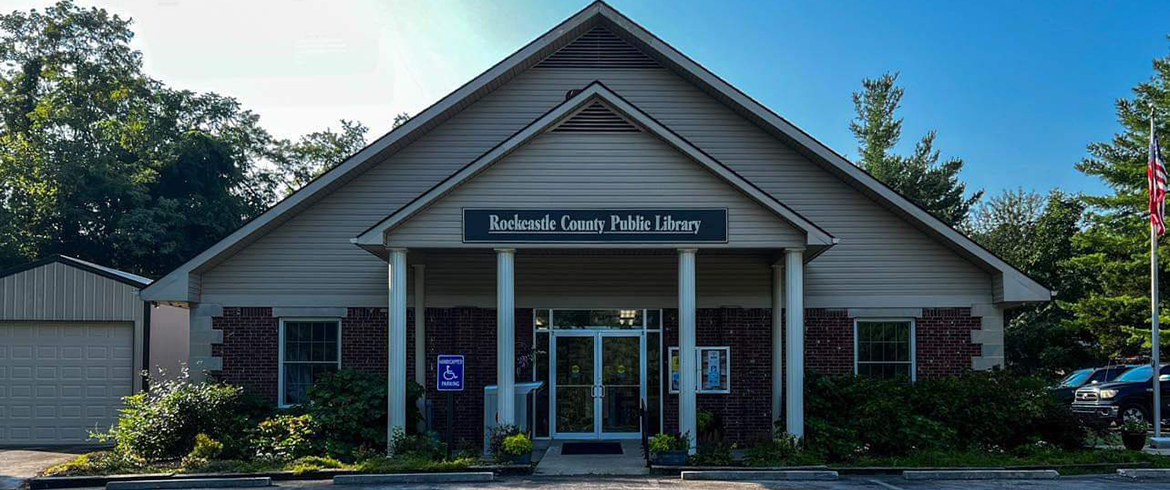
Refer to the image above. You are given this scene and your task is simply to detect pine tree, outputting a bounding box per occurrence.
[850,73,982,226]
[1069,45,1170,358]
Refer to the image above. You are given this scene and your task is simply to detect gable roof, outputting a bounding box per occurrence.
[141,1,1050,304]
[353,81,836,250]
[0,255,152,288]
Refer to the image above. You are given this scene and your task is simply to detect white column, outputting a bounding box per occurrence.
[678,249,698,453]
[784,248,805,438]
[496,249,516,426]
[387,248,408,445]
[771,262,783,426]
[412,264,426,430]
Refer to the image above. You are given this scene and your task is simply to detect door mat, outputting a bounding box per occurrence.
[560,442,624,455]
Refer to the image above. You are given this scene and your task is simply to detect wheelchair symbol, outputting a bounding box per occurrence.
[442,365,458,381]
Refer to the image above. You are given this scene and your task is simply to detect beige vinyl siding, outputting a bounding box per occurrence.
[1,262,141,322]
[201,66,990,307]
[387,131,805,249]
[423,250,773,309]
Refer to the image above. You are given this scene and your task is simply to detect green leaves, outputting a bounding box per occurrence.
[850,72,982,226]
[0,1,374,277]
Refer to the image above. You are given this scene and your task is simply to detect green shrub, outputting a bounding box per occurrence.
[802,371,1085,462]
[389,428,446,460]
[252,414,317,461]
[180,433,224,469]
[304,369,423,460]
[96,374,271,462]
[688,441,735,466]
[487,424,522,457]
[743,435,820,467]
[648,433,689,454]
[501,433,532,456]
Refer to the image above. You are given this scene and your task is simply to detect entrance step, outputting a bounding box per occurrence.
[534,440,647,476]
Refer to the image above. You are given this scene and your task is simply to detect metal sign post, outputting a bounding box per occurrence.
[436,355,465,459]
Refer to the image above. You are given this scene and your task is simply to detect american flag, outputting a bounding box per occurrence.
[1150,119,1167,236]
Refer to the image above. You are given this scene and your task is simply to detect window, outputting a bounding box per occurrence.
[854,320,915,381]
[668,346,730,394]
[280,319,341,406]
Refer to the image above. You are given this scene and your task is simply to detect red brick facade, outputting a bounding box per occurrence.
[211,305,981,446]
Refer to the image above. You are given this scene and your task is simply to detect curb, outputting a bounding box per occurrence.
[333,473,494,484]
[106,477,272,489]
[1119,468,1170,479]
[903,470,1060,480]
[680,470,839,481]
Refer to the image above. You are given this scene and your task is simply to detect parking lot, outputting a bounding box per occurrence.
[268,475,1170,490]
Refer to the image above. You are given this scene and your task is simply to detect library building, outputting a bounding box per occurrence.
[142,2,1049,448]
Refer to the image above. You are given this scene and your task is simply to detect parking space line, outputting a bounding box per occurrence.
[867,479,908,490]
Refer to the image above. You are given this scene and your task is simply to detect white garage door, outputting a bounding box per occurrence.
[0,322,134,445]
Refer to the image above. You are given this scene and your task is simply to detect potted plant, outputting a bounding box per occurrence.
[500,433,534,465]
[648,432,689,465]
[1120,419,1150,451]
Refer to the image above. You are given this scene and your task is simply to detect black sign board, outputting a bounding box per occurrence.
[463,209,728,243]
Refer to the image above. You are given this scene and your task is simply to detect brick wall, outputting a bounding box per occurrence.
[662,308,774,444]
[212,304,982,447]
[916,307,982,378]
[423,307,533,449]
[211,307,415,404]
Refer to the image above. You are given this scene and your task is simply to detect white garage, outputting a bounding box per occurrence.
[0,255,149,446]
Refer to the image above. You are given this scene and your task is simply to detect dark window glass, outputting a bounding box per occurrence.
[282,320,340,405]
[856,321,913,380]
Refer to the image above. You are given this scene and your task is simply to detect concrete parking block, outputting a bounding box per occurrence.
[332,473,494,484]
[1119,469,1170,479]
[903,470,1059,480]
[106,477,271,489]
[680,470,839,481]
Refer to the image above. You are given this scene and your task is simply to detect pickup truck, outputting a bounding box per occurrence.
[1071,364,1169,425]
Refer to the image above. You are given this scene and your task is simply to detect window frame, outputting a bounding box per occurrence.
[853,318,916,382]
[278,317,343,408]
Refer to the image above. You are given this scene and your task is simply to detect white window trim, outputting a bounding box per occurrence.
[668,345,731,394]
[278,317,342,408]
[853,318,916,382]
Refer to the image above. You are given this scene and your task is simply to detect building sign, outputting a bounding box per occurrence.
[436,355,465,392]
[463,209,728,243]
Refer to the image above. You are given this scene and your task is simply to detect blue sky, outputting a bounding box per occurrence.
[12,0,1170,197]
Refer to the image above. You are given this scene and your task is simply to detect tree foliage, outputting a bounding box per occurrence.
[1067,43,1170,359]
[0,1,375,277]
[851,72,982,226]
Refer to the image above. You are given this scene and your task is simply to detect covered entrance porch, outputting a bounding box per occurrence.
[373,247,819,451]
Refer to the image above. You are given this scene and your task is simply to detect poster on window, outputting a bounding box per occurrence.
[699,347,730,393]
[668,346,729,394]
[669,348,680,393]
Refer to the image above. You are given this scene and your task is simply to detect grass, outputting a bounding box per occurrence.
[42,452,479,478]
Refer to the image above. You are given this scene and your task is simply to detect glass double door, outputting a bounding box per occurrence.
[551,331,643,438]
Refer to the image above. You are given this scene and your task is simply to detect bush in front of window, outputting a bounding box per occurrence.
[251,414,318,462]
[303,369,424,460]
[93,372,272,462]
[801,370,1084,462]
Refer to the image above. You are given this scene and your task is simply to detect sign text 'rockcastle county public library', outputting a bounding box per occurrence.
[463,209,728,243]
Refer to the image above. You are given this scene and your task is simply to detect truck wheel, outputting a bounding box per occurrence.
[1120,403,1150,425]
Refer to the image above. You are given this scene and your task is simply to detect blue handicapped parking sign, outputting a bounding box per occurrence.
[436,355,465,392]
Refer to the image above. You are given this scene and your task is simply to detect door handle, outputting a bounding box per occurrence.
[597,385,605,399]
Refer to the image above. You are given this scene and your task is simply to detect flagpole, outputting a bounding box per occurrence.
[1154,111,1163,440]
[1154,218,1162,438]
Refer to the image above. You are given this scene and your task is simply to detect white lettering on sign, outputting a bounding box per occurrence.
[486,213,705,235]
